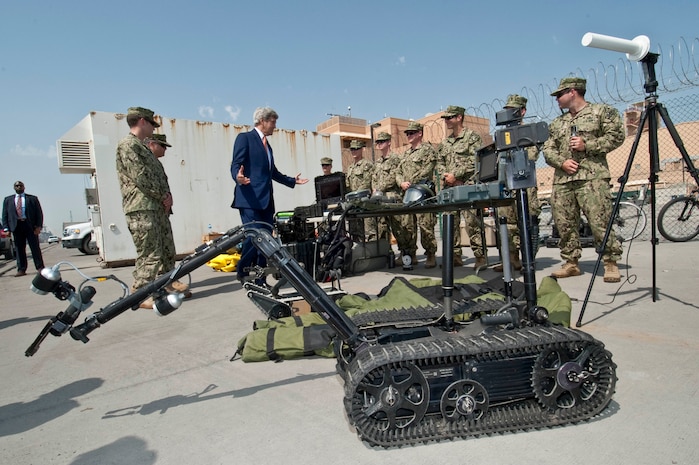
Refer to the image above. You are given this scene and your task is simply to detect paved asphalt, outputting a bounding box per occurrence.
[0,235,697,465]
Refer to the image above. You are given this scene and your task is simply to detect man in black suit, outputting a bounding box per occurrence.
[2,181,45,276]
[230,106,308,284]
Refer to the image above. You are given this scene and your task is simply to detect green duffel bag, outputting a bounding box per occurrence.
[536,276,572,327]
[235,325,336,363]
[251,312,327,330]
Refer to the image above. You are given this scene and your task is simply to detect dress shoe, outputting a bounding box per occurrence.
[14,271,27,277]
[253,278,269,288]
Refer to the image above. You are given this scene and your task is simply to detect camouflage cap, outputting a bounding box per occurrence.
[127,106,160,128]
[320,157,333,165]
[404,121,423,132]
[504,94,528,109]
[375,132,391,142]
[442,105,465,118]
[550,77,586,96]
[349,139,366,149]
[150,133,171,147]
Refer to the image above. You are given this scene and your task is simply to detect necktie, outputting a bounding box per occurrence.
[16,195,22,218]
[263,136,271,168]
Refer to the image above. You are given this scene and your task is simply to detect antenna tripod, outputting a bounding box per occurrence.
[577,52,699,326]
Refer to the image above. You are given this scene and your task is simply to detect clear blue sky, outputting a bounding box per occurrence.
[1,0,697,235]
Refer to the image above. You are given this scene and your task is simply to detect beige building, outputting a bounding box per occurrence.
[316,111,493,172]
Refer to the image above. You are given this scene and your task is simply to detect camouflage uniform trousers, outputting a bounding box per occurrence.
[396,213,436,255]
[452,209,484,258]
[378,213,413,254]
[412,213,437,255]
[551,178,622,263]
[161,214,176,272]
[126,209,172,289]
[497,186,541,252]
[349,218,373,242]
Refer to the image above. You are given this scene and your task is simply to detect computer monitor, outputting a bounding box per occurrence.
[315,172,346,205]
[476,143,499,183]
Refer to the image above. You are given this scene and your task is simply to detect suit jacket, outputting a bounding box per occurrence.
[2,193,43,232]
[230,129,296,211]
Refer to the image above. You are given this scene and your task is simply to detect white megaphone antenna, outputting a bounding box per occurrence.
[581,32,651,62]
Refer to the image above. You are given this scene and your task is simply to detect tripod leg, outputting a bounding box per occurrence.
[647,102,661,301]
[576,105,650,326]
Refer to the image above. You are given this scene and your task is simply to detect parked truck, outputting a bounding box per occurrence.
[62,220,98,255]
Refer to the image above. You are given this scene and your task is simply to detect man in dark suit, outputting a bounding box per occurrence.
[231,107,308,284]
[2,181,45,276]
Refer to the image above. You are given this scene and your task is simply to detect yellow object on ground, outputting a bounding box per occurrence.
[206,251,241,272]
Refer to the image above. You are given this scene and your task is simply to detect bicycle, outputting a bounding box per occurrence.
[612,199,647,242]
[658,188,699,242]
[542,198,647,247]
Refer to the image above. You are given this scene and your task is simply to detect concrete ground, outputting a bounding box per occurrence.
[0,234,698,465]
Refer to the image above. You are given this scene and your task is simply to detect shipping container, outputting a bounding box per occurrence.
[57,111,340,266]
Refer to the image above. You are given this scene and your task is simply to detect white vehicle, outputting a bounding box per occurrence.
[47,235,60,244]
[62,221,98,255]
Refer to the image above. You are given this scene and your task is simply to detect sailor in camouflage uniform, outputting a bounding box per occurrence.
[436,105,485,269]
[116,107,177,309]
[345,139,374,240]
[372,132,413,261]
[493,95,542,273]
[398,122,439,268]
[144,134,191,298]
[543,77,624,282]
[346,139,373,191]
[320,156,334,176]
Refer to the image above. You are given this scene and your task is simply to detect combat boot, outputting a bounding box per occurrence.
[165,284,192,299]
[603,260,621,283]
[473,256,486,270]
[425,252,437,268]
[453,253,463,267]
[169,280,190,293]
[493,251,522,272]
[166,283,193,299]
[551,261,582,279]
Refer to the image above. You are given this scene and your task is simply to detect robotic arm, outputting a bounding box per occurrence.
[26,225,361,356]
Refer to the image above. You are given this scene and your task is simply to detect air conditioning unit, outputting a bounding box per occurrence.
[57,140,94,174]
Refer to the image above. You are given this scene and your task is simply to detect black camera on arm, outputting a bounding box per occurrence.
[477,107,549,190]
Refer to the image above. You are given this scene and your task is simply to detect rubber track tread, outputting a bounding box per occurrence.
[343,325,616,447]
